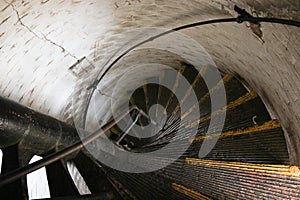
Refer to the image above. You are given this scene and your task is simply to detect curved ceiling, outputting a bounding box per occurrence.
[0,0,299,165]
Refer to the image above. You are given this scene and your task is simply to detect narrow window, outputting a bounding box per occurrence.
[26,155,51,200]
[67,161,91,195]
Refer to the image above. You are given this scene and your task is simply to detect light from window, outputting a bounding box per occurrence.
[67,161,91,195]
[27,155,51,200]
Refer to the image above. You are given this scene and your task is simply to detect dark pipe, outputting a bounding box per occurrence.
[0,105,141,188]
[0,96,79,154]
[0,97,30,147]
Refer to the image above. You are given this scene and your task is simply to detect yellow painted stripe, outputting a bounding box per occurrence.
[172,183,212,200]
[173,66,208,115]
[198,74,233,105]
[186,158,300,178]
[165,66,186,113]
[226,90,258,110]
[143,81,149,112]
[185,90,258,127]
[192,120,281,142]
[129,96,136,106]
[156,70,165,117]
[181,74,233,120]
[180,101,198,120]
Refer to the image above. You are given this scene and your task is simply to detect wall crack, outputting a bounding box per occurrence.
[5,0,80,61]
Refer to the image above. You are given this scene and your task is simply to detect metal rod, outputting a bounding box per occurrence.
[83,10,300,140]
[0,105,140,188]
[87,14,300,90]
[116,113,141,145]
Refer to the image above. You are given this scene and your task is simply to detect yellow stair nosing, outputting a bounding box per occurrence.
[192,120,281,142]
[185,158,300,178]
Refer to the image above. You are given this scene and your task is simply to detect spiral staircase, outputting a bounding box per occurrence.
[1,63,299,200]
[0,0,300,199]
[96,64,299,200]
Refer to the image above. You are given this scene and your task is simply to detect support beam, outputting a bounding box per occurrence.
[0,145,28,200]
[46,160,79,197]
